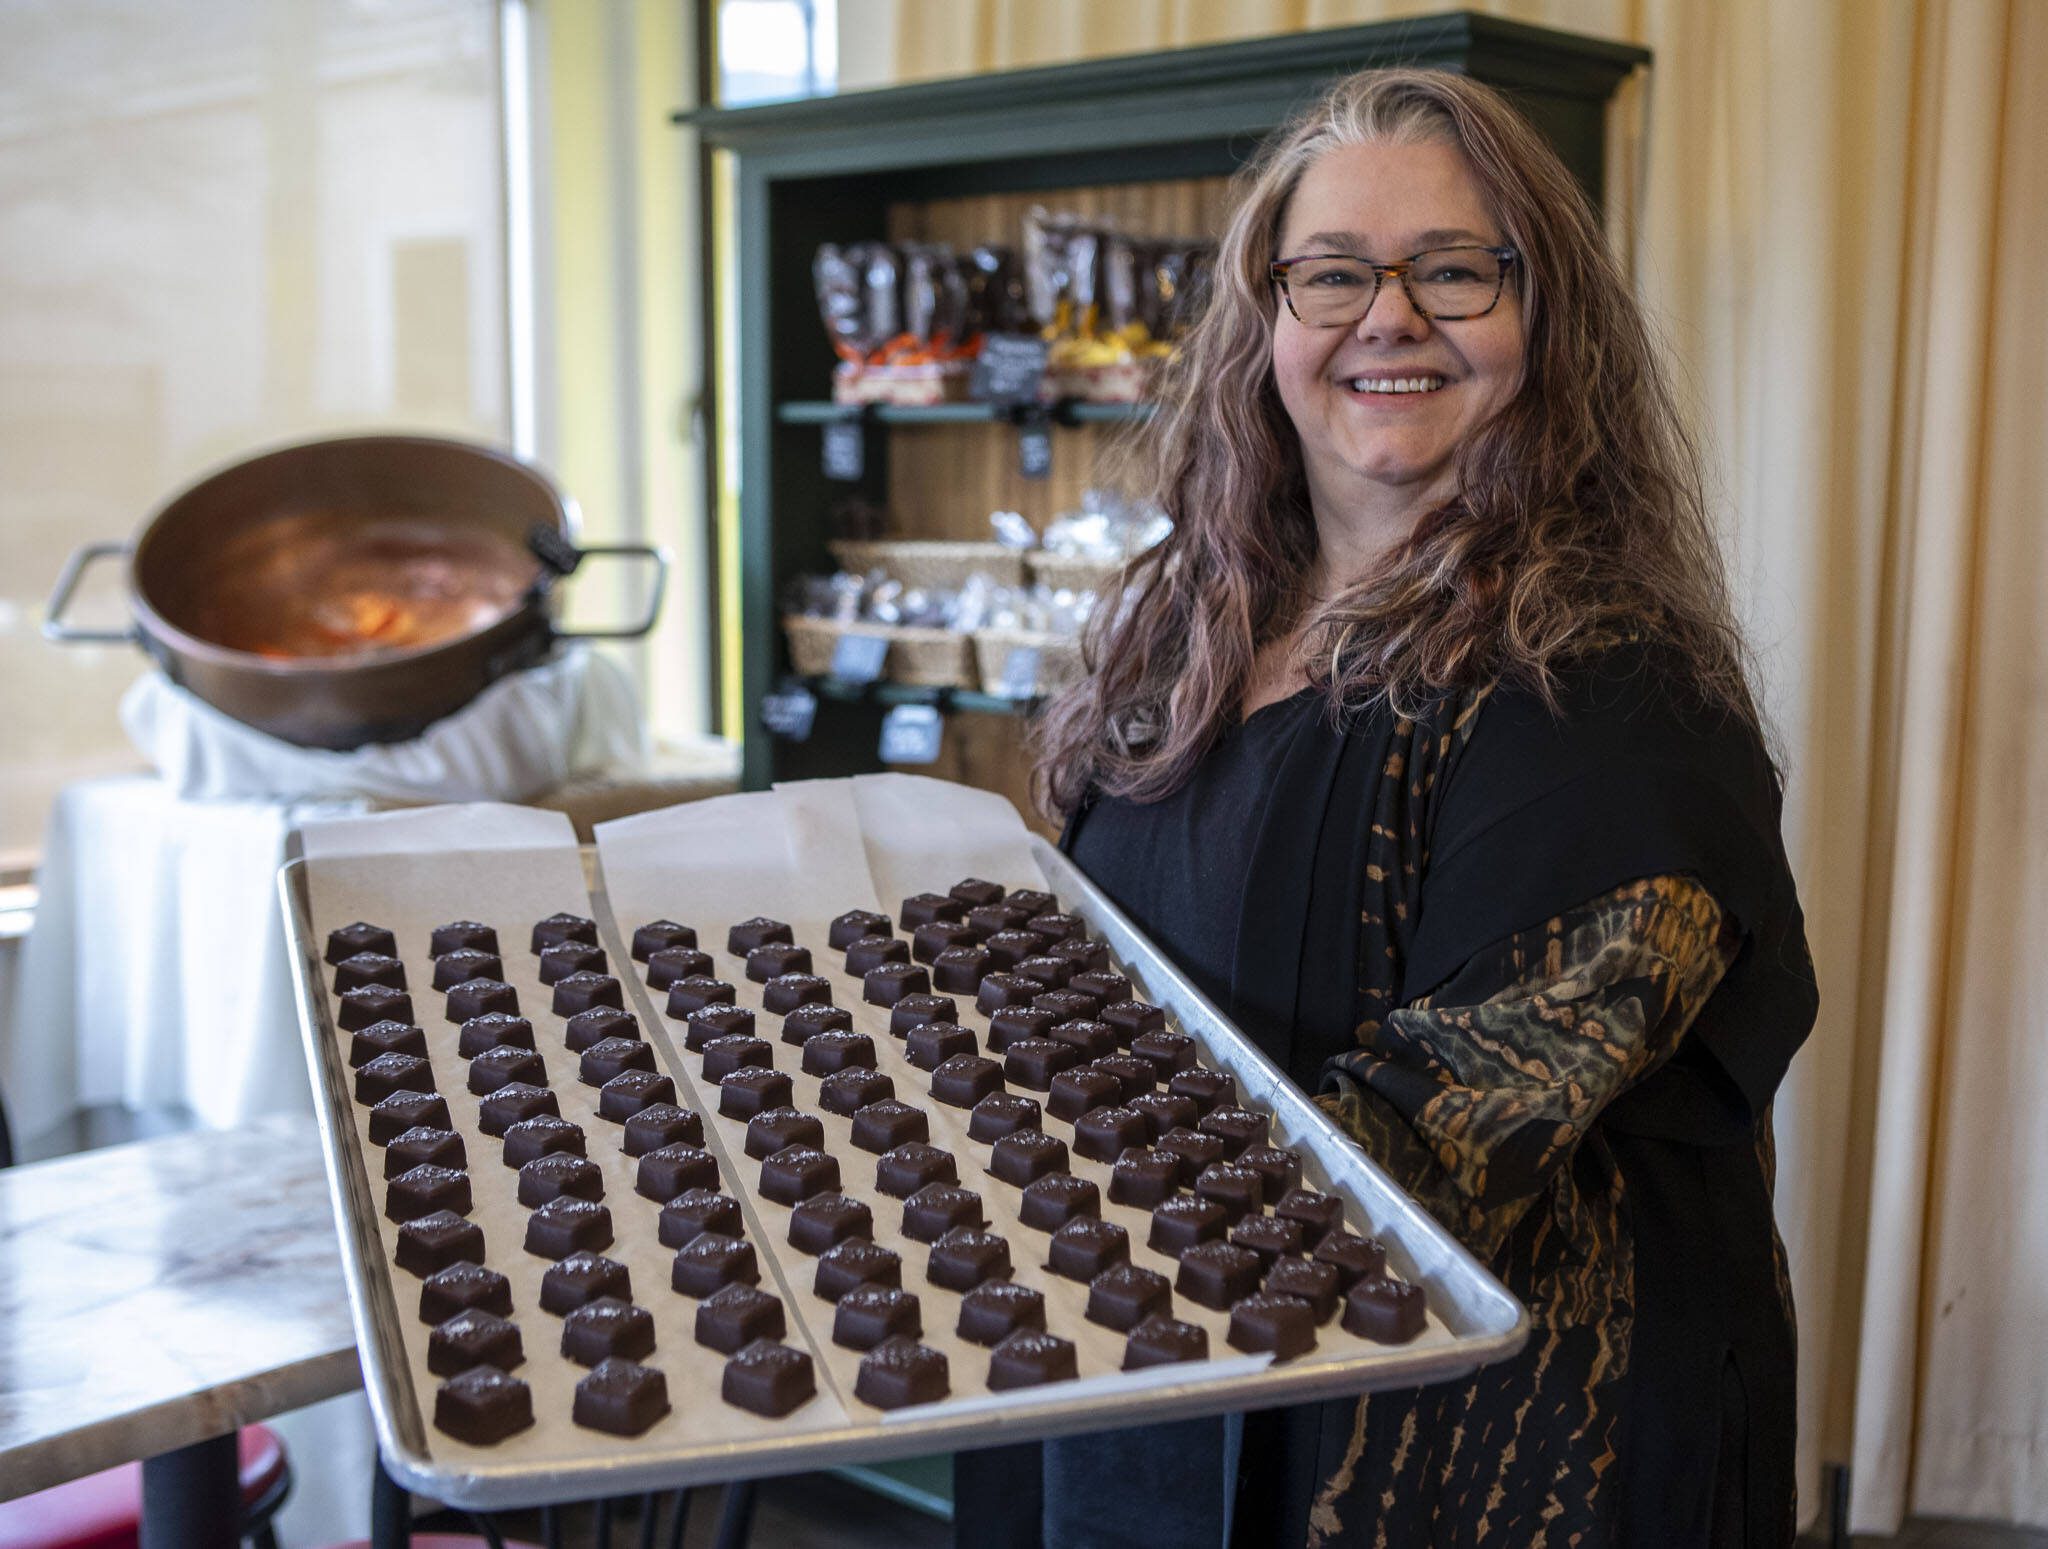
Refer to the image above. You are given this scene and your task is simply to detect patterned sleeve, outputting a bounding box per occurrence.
[1318,874,1738,1261]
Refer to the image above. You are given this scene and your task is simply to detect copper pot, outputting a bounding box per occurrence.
[43,434,667,750]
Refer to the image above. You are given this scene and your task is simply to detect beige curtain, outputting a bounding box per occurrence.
[843,0,2048,1531]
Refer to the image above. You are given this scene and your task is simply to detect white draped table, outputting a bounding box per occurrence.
[4,776,362,1152]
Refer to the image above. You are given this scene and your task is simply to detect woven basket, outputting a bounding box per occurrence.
[828,539,1025,591]
[1024,551,1122,595]
[780,615,976,690]
[883,624,976,688]
[973,628,1084,700]
[782,614,873,676]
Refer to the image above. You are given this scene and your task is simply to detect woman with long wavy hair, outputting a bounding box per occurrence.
[956,66,1817,1547]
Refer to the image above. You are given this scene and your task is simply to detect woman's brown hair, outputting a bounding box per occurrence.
[1031,67,1756,820]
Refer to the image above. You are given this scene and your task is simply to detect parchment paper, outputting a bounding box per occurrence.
[300,803,854,1470]
[592,774,1457,1428]
[297,778,1461,1477]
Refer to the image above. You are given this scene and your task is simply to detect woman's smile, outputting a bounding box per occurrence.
[1337,369,1451,398]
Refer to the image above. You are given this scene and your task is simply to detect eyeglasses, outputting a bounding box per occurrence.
[1269,245,1519,326]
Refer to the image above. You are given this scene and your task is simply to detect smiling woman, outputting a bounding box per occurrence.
[991,66,1819,1549]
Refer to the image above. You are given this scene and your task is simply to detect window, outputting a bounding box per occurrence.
[718,0,836,105]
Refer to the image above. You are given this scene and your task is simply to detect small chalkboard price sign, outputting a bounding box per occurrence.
[970,334,1050,406]
[878,703,944,764]
[997,644,1043,701]
[759,685,818,742]
[828,631,889,684]
[1017,419,1053,481]
[821,417,866,482]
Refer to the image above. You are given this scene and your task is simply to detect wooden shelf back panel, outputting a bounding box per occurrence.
[877,420,1136,540]
[881,176,1234,541]
[885,177,1237,248]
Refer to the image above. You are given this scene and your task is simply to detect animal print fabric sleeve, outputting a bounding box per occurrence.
[1318,874,1737,1261]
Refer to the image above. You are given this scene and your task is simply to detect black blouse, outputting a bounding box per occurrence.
[1068,686,1318,1028]
[958,641,1816,1548]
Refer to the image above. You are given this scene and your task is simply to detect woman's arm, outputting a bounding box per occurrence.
[1319,873,1738,1260]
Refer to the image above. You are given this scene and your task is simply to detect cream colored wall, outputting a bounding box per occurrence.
[534,0,711,746]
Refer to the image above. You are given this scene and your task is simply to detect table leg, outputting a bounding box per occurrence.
[140,1431,240,1549]
[372,1454,411,1549]
[712,1479,756,1549]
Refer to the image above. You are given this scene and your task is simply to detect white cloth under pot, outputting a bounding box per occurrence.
[121,642,648,804]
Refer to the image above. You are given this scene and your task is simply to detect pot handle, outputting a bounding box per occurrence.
[43,541,137,644]
[552,543,672,641]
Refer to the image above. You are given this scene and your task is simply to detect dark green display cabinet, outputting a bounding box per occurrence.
[682,12,1647,822]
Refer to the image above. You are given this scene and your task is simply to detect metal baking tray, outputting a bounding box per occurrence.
[282,841,1527,1508]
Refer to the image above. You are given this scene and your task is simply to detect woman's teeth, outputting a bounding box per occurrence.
[1347,375,1445,393]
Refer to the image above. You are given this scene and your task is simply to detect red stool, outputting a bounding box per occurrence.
[0,1425,291,1549]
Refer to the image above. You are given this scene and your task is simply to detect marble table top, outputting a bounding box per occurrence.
[0,1115,360,1501]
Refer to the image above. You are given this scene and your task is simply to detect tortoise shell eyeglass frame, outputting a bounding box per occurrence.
[1268,246,1521,325]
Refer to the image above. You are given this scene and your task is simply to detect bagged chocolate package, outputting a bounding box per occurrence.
[1153,242,1217,338]
[1065,226,1103,337]
[967,245,1027,336]
[903,243,939,347]
[1024,207,1119,339]
[1104,236,1144,335]
[860,242,904,348]
[904,243,971,352]
[814,243,867,359]
[1022,207,1076,333]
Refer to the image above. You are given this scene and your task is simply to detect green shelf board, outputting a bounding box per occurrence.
[931,685,1031,714]
[776,399,1154,427]
[801,674,1035,715]
[1068,399,1158,422]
